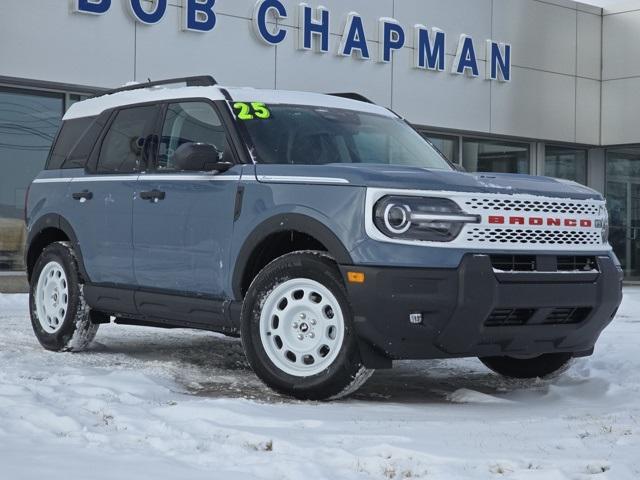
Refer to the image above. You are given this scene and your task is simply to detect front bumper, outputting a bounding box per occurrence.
[340,254,623,360]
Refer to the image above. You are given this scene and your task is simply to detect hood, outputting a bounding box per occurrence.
[254,164,603,200]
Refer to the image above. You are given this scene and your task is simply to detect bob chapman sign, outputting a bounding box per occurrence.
[72,0,512,82]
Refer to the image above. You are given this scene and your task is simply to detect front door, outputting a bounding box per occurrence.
[133,101,238,297]
[607,148,640,280]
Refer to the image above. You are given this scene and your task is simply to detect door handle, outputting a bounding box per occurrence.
[72,190,93,202]
[139,189,166,203]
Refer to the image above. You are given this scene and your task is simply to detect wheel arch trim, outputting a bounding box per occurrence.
[232,213,353,300]
[26,213,90,283]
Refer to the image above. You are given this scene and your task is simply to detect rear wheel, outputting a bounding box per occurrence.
[479,353,573,379]
[29,242,98,352]
[241,251,373,400]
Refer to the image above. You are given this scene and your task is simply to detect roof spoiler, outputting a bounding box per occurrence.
[328,92,376,104]
[90,75,217,99]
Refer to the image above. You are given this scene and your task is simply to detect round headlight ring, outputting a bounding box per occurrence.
[384,203,412,235]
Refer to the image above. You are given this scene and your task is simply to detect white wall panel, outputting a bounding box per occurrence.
[577,11,602,80]
[602,1,640,15]
[392,50,490,133]
[136,6,276,89]
[603,8,640,80]
[602,77,640,145]
[493,0,577,76]
[491,67,576,142]
[0,0,134,88]
[394,0,492,54]
[601,2,640,144]
[576,77,601,144]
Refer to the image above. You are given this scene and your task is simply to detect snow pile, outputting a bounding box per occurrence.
[1,291,639,479]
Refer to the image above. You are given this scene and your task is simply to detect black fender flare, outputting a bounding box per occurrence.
[231,213,353,300]
[26,213,90,283]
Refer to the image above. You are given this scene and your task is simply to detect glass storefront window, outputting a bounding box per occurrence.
[66,93,89,110]
[606,148,640,280]
[421,132,459,164]
[545,146,587,185]
[0,87,63,271]
[462,138,530,174]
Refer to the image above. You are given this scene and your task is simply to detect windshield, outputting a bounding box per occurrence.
[233,104,452,170]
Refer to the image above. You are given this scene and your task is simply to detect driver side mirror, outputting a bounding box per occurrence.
[172,142,233,173]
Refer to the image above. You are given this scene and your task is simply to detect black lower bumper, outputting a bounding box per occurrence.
[340,254,623,361]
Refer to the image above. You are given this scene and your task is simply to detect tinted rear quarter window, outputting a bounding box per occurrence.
[63,119,105,169]
[47,117,97,170]
[97,105,157,174]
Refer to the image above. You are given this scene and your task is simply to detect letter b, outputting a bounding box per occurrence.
[74,0,111,15]
[184,0,217,32]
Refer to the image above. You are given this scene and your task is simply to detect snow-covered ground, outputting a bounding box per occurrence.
[1,290,639,480]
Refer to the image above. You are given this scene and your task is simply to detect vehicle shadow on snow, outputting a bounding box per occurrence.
[88,328,566,405]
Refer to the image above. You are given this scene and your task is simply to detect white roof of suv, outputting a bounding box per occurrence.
[63,85,396,121]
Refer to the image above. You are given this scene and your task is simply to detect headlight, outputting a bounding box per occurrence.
[373,196,480,242]
[598,205,610,244]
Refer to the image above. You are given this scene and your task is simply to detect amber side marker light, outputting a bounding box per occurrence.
[347,272,366,284]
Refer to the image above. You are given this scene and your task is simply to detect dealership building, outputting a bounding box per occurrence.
[2,0,640,286]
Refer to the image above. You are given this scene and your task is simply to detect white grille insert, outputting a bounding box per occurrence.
[464,198,600,215]
[466,228,602,246]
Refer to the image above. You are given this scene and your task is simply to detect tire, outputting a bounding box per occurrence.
[479,353,573,379]
[241,251,373,400]
[29,241,99,352]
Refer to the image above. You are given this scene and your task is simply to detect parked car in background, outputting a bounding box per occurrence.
[0,218,25,270]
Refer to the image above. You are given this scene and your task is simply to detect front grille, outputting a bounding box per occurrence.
[485,307,592,327]
[490,255,600,272]
[464,198,600,215]
[466,228,601,246]
[557,256,599,272]
[490,255,537,271]
[542,307,592,325]
[485,308,536,327]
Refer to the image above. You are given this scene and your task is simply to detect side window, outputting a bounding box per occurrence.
[97,105,157,174]
[47,117,96,170]
[158,102,227,171]
[63,119,105,169]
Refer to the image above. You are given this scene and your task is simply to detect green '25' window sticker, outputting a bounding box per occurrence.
[233,102,271,120]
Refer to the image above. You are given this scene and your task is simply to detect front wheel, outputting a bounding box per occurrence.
[29,242,98,352]
[241,251,373,400]
[479,353,573,379]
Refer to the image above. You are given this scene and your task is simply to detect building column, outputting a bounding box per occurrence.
[588,148,606,194]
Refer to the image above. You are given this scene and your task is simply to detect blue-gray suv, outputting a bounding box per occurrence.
[25,76,623,400]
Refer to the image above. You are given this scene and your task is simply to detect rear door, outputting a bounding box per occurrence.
[66,105,159,286]
[132,100,240,298]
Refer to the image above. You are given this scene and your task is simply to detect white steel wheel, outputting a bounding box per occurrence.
[259,278,345,377]
[35,261,69,334]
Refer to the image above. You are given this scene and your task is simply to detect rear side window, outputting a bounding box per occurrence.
[64,119,105,169]
[97,105,157,174]
[47,117,97,170]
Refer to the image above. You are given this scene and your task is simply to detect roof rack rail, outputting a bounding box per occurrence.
[90,75,217,99]
[328,92,376,104]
